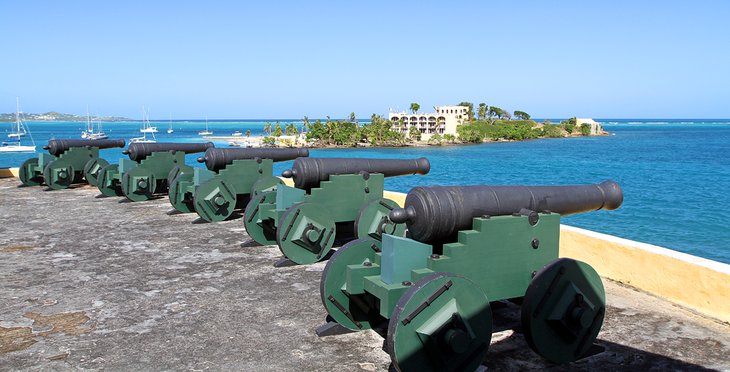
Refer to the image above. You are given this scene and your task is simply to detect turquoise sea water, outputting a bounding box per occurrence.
[2,119,729,264]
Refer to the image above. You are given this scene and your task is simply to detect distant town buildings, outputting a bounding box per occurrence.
[388,105,469,139]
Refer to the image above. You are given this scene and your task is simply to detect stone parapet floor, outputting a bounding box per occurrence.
[0,178,728,371]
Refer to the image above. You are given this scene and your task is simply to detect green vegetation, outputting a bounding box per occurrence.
[304,114,405,147]
[262,136,276,146]
[408,125,421,142]
[488,106,509,120]
[273,122,283,137]
[561,117,577,134]
[580,123,592,136]
[458,101,475,120]
[457,120,542,142]
[455,119,585,142]
[513,110,531,120]
[409,103,420,114]
[361,115,405,145]
[477,103,487,120]
[428,133,443,145]
[295,103,593,148]
[285,123,298,136]
[541,124,565,138]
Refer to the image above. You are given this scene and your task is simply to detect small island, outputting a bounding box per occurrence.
[246,102,607,148]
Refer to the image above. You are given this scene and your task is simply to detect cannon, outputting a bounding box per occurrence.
[243,157,430,265]
[96,142,213,201]
[167,147,309,222]
[18,139,125,189]
[319,180,623,371]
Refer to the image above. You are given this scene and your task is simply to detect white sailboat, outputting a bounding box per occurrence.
[167,113,174,134]
[130,108,157,143]
[198,116,213,136]
[0,98,36,153]
[88,119,109,140]
[81,108,109,140]
[139,107,158,133]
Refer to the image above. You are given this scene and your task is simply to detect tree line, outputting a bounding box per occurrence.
[304,113,408,147]
[406,101,596,143]
[456,117,595,143]
[261,105,596,147]
[409,101,531,121]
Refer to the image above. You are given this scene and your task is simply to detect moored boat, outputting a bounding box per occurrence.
[0,98,36,153]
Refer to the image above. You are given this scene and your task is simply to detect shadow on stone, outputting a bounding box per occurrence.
[240,240,262,248]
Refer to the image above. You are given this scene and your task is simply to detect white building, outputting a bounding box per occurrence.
[575,118,605,135]
[388,105,469,140]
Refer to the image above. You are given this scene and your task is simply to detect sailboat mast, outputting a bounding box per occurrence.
[15,97,21,133]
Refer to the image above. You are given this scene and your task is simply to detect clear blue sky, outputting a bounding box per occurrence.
[1,1,729,119]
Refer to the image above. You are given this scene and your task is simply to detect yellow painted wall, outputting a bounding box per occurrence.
[0,168,19,178]
[560,225,730,323]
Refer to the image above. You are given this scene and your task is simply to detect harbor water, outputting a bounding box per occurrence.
[2,119,729,264]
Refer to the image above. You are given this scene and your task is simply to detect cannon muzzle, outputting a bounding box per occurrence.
[197,147,309,171]
[283,157,430,190]
[45,139,125,156]
[124,142,214,162]
[390,180,623,244]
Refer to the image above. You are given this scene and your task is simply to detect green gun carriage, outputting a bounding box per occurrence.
[167,147,309,222]
[243,157,430,265]
[319,181,623,371]
[96,142,213,201]
[18,139,126,189]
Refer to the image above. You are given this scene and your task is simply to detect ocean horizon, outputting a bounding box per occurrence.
[2,119,729,265]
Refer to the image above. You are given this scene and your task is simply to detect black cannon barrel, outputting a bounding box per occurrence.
[44,139,125,156]
[282,157,430,190]
[197,147,310,171]
[123,142,215,162]
[389,180,623,244]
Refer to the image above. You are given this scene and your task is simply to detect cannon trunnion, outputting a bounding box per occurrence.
[96,142,214,201]
[18,139,126,189]
[167,147,309,222]
[244,157,430,265]
[320,180,623,370]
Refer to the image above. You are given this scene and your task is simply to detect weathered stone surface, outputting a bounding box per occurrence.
[0,178,728,370]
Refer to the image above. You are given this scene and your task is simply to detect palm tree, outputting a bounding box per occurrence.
[410,103,420,114]
[245,129,251,137]
[477,103,487,120]
[273,121,283,137]
[302,116,310,133]
[285,123,297,136]
[263,122,272,136]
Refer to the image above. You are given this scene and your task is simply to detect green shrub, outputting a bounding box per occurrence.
[541,124,564,138]
[428,133,443,145]
[262,136,276,146]
[580,123,592,136]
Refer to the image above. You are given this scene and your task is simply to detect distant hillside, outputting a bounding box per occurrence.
[0,111,131,122]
